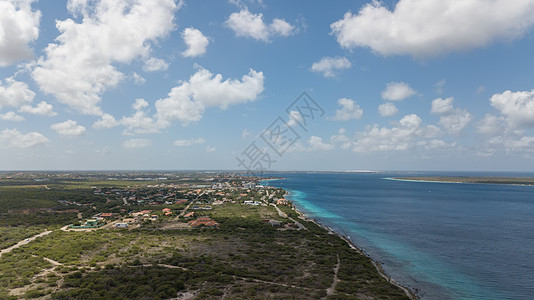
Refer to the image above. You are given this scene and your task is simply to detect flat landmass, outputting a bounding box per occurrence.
[393,176,534,185]
[0,171,411,299]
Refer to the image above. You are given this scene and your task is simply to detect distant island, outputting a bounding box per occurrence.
[392,176,534,185]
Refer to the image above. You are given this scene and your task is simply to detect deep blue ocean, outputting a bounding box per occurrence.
[262,172,534,300]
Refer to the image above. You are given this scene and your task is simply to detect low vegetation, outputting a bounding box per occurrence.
[0,173,410,299]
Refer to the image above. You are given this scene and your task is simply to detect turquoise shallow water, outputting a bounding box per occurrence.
[263,172,534,300]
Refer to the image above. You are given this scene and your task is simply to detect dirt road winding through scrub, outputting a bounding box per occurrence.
[325,254,340,297]
[0,230,53,258]
[271,204,307,230]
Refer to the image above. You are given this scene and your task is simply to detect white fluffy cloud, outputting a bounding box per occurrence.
[181,27,209,57]
[0,128,48,148]
[121,99,161,135]
[225,9,295,42]
[308,136,334,151]
[287,110,303,127]
[155,66,264,125]
[132,98,149,111]
[381,82,416,101]
[32,0,179,115]
[378,102,398,117]
[418,139,457,150]
[499,136,534,152]
[438,112,472,135]
[19,101,57,116]
[143,57,169,72]
[51,120,86,136]
[174,138,205,147]
[310,56,351,78]
[352,114,440,152]
[482,133,534,157]
[0,77,35,109]
[431,97,472,134]
[477,114,506,136]
[0,111,24,121]
[330,128,351,149]
[93,113,119,129]
[122,138,151,149]
[0,0,40,66]
[332,98,363,121]
[289,136,334,152]
[131,72,146,85]
[330,0,534,58]
[431,97,454,115]
[476,90,534,157]
[1,78,56,116]
[490,89,534,127]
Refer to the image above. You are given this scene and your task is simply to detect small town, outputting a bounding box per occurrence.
[67,179,296,231]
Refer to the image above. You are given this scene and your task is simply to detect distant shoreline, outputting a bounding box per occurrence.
[388,176,534,186]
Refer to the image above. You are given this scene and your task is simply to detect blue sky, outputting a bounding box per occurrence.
[2,0,534,171]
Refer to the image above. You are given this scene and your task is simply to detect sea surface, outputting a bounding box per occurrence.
[262,172,534,300]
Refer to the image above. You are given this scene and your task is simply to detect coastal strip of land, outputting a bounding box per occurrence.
[388,176,534,185]
[1,172,412,299]
[284,191,417,300]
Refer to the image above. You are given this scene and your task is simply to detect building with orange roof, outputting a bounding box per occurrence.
[187,217,218,228]
[277,199,288,205]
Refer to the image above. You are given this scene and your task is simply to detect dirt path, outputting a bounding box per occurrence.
[176,192,203,219]
[271,204,307,230]
[272,203,286,218]
[43,257,62,266]
[221,285,233,299]
[156,264,188,271]
[325,254,340,297]
[0,230,53,258]
[178,201,193,217]
[153,263,318,292]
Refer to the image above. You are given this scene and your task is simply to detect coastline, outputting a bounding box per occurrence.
[259,178,285,183]
[283,189,418,300]
[386,177,534,186]
[385,177,456,184]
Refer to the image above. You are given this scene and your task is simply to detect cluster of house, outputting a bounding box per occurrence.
[70,207,178,229]
[89,177,287,209]
[69,219,104,229]
[57,200,91,207]
[276,199,289,205]
[71,177,290,230]
[244,200,262,206]
[114,208,177,228]
[93,186,196,206]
